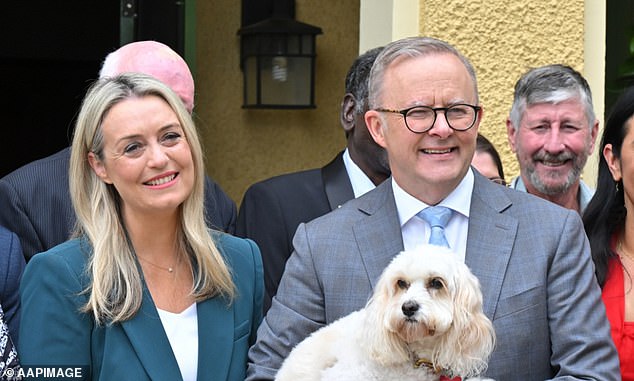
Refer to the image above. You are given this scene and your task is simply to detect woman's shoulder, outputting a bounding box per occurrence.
[27,238,90,276]
[212,232,258,256]
[211,232,262,270]
[21,239,92,302]
[210,232,264,316]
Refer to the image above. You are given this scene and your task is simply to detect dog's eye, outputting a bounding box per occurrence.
[397,279,409,290]
[428,277,444,290]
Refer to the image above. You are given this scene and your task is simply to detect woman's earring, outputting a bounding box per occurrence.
[616,181,620,193]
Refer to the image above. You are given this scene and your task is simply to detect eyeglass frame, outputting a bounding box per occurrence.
[374,104,482,134]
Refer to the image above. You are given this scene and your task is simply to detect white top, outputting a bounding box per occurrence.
[343,148,376,198]
[157,303,198,381]
[393,169,474,261]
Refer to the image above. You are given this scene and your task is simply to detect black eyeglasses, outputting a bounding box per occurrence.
[375,104,481,133]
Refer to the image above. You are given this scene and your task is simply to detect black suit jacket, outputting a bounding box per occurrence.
[236,152,354,312]
[0,147,237,261]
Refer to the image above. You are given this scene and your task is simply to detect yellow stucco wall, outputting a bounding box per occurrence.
[418,0,586,183]
[195,1,360,204]
[196,0,593,203]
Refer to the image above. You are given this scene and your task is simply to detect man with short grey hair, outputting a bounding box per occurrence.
[506,64,599,213]
[247,37,618,381]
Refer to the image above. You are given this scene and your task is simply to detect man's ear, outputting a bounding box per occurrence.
[365,110,387,148]
[588,119,600,154]
[340,93,356,135]
[506,118,518,153]
[88,152,113,184]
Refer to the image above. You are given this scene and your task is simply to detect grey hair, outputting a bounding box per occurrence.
[367,36,479,109]
[509,64,596,128]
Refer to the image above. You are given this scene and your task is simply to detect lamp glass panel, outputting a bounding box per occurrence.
[260,56,312,106]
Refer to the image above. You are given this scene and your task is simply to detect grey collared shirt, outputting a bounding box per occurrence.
[509,176,594,213]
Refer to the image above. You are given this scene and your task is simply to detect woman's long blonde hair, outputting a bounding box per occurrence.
[70,73,234,325]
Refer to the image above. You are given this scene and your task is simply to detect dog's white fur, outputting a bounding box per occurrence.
[275,245,496,381]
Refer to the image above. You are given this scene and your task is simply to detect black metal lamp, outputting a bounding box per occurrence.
[238,2,322,109]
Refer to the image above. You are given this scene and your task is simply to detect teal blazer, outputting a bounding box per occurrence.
[19,233,264,380]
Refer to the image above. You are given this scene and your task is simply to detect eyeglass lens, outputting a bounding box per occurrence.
[406,105,477,132]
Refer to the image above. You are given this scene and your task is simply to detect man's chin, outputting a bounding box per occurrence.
[532,178,574,196]
[526,170,577,195]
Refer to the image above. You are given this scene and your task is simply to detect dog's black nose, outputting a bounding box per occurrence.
[402,301,419,317]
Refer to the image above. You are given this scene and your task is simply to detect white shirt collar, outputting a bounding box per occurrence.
[343,148,376,198]
[393,168,474,228]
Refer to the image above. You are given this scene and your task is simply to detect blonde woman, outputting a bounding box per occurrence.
[19,73,263,381]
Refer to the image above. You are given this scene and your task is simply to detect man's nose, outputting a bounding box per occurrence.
[427,110,453,138]
[543,128,565,153]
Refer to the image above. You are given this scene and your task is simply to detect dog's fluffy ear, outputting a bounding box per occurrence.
[360,271,410,366]
[434,263,495,377]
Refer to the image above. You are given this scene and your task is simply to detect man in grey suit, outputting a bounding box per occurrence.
[246,37,619,380]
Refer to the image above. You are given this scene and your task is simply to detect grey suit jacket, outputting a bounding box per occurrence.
[246,172,620,380]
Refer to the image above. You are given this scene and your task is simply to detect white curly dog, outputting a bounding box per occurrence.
[275,245,496,381]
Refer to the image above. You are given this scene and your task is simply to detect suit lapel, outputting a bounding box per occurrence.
[353,180,404,289]
[350,174,517,319]
[121,287,182,381]
[321,152,355,210]
[197,296,233,380]
[466,174,517,319]
[120,289,235,380]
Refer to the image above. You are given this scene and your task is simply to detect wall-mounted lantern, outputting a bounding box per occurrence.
[238,1,322,109]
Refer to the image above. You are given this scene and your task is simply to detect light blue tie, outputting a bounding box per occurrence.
[417,206,452,248]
